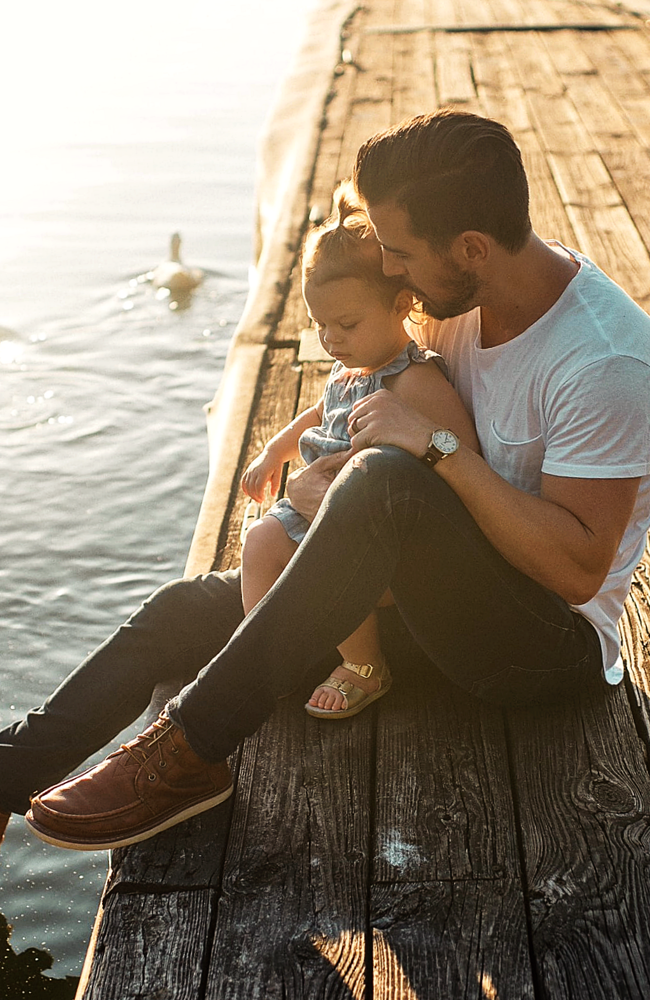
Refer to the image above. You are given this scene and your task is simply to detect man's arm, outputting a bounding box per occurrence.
[348,388,640,605]
[440,450,639,605]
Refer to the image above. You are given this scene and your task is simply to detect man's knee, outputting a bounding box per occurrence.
[343,445,433,495]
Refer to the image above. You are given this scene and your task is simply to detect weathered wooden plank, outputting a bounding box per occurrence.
[470,30,578,245]
[374,668,520,882]
[613,22,650,78]
[336,2,395,177]
[503,31,566,98]
[506,684,650,998]
[371,656,534,996]
[284,360,332,485]
[215,348,302,570]
[485,0,528,25]
[271,267,310,345]
[620,545,650,739]
[504,31,650,304]
[309,8,366,213]
[80,6,650,1000]
[616,0,650,22]
[545,40,638,143]
[433,30,480,109]
[295,360,333,410]
[428,0,463,29]
[550,174,650,307]
[510,0,552,23]
[205,694,374,999]
[445,0,494,26]
[547,148,623,210]
[372,880,534,1000]
[80,890,214,1000]
[579,29,650,148]
[540,23,598,75]
[583,29,650,92]
[546,0,626,26]
[392,0,436,122]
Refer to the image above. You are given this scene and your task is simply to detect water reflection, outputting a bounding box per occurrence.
[0,912,78,999]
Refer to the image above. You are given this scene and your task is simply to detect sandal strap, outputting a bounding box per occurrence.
[321,677,356,696]
[341,660,374,679]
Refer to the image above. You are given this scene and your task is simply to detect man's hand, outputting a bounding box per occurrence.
[285,450,351,521]
[348,388,432,457]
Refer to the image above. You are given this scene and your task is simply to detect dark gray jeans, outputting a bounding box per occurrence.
[0,447,604,813]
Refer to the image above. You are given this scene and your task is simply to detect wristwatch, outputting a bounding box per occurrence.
[422,427,460,468]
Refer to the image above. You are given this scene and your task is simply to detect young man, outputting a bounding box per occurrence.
[3,110,650,852]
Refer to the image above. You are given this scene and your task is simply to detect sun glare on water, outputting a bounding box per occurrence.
[0,0,310,267]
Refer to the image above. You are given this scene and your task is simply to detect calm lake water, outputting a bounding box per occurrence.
[0,0,313,983]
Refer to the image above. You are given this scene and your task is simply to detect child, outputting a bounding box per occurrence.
[240,181,479,719]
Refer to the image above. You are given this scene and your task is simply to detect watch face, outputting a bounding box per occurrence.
[432,428,459,455]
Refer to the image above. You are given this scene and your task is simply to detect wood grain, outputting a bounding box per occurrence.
[370,661,534,996]
[215,349,302,571]
[205,694,374,999]
[506,684,650,999]
[81,890,214,1000]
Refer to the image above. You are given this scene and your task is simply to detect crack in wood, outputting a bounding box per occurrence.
[365,23,640,35]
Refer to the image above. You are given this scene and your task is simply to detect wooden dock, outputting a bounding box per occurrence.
[77,1,650,997]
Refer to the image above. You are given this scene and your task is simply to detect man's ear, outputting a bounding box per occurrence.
[393,288,414,319]
[453,230,491,266]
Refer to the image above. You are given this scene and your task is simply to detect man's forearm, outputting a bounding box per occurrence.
[434,446,633,606]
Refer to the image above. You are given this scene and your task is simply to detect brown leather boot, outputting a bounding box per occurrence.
[25,714,232,851]
[0,812,9,845]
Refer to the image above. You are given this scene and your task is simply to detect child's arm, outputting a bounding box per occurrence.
[241,398,324,503]
[382,361,480,454]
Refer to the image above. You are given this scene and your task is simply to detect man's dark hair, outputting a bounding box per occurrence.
[353,109,532,253]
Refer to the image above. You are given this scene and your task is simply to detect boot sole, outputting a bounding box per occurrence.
[24,783,233,851]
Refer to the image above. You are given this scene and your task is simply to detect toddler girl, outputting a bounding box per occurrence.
[240,181,478,719]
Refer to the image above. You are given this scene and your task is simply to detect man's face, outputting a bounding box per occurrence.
[367,201,480,320]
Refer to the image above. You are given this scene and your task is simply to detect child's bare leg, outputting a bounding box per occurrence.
[308,610,386,712]
[241,515,298,615]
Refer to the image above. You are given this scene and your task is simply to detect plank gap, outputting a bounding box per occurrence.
[364,23,640,34]
[502,710,546,1000]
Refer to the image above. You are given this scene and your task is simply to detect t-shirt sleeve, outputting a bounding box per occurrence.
[542,355,650,479]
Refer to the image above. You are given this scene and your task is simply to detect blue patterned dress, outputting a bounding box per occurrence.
[268,340,447,543]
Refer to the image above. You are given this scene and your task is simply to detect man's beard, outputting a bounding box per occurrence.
[414,264,480,321]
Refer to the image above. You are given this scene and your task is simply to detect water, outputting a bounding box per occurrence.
[0,0,313,984]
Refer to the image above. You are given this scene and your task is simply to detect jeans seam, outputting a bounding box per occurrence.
[468,648,595,698]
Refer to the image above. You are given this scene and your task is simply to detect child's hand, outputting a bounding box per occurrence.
[241,450,284,503]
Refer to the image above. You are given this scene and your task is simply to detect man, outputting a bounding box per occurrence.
[2,110,650,851]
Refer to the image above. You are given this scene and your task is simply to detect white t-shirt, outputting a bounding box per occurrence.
[420,245,650,683]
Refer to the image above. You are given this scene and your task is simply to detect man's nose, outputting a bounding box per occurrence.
[381,249,406,276]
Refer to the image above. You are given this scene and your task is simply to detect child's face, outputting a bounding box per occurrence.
[304,277,410,371]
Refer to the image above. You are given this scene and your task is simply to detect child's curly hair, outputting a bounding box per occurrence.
[301,180,411,307]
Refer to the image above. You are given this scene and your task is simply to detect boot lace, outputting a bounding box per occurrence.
[120,715,179,780]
